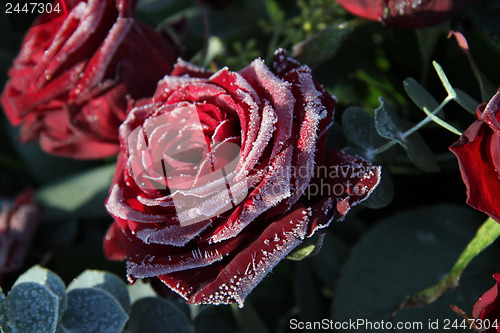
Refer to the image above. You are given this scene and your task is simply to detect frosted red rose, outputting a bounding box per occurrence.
[335,0,478,28]
[0,0,175,159]
[450,90,500,223]
[104,50,381,306]
[473,272,500,333]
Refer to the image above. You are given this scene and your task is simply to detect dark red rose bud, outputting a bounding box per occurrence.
[1,0,176,159]
[473,272,500,332]
[0,189,42,275]
[103,50,381,306]
[450,89,500,223]
[335,0,478,28]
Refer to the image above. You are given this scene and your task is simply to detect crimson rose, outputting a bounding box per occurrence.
[334,0,478,28]
[1,0,175,159]
[103,50,381,306]
[450,90,500,223]
[0,189,42,275]
[473,272,500,332]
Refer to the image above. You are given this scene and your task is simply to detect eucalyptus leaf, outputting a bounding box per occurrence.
[67,270,130,313]
[61,288,128,333]
[36,163,116,219]
[332,205,498,332]
[433,61,456,99]
[293,22,355,66]
[309,232,348,290]
[127,297,191,333]
[403,132,440,172]
[193,306,235,333]
[403,78,440,112]
[6,282,58,333]
[454,88,479,114]
[295,261,325,323]
[374,97,405,146]
[361,168,394,209]
[232,303,270,333]
[14,266,67,321]
[341,106,389,160]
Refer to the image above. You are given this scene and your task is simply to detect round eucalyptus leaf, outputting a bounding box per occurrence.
[61,288,128,333]
[67,270,130,312]
[14,266,66,320]
[6,282,58,333]
[127,297,191,333]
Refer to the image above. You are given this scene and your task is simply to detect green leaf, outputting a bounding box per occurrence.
[6,282,58,333]
[433,61,456,99]
[61,288,128,333]
[332,205,498,332]
[420,106,462,136]
[127,297,191,333]
[403,78,440,112]
[374,97,405,146]
[67,270,130,313]
[309,232,348,290]
[14,266,66,321]
[393,217,500,314]
[361,168,394,209]
[292,21,355,66]
[193,306,235,333]
[232,303,270,333]
[286,242,316,261]
[295,261,325,323]
[454,88,479,114]
[341,106,389,160]
[403,132,440,172]
[36,164,116,219]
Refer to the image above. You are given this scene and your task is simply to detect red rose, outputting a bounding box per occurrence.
[0,189,42,275]
[103,50,381,306]
[450,90,500,223]
[1,0,176,159]
[335,0,478,28]
[473,272,500,333]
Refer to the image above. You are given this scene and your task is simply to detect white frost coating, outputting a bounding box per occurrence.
[286,68,324,206]
[193,209,310,307]
[106,184,166,223]
[135,219,212,247]
[209,146,293,244]
[238,100,277,176]
[240,58,295,162]
[126,247,224,278]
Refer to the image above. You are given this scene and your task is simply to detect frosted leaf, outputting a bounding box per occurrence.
[127,297,191,333]
[6,282,58,333]
[61,288,128,333]
[67,270,130,313]
[14,266,66,321]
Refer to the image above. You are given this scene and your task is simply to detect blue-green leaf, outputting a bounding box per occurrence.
[14,266,66,321]
[67,270,130,313]
[6,282,58,333]
[127,297,191,333]
[403,132,440,172]
[403,78,440,112]
[374,97,405,146]
[454,88,479,114]
[61,288,128,333]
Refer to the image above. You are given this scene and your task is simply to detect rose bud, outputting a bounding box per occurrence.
[334,0,478,28]
[473,272,500,332]
[103,50,381,306]
[0,189,42,275]
[450,89,500,223]
[0,0,176,159]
